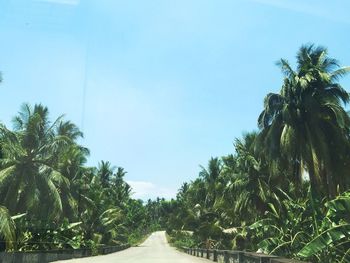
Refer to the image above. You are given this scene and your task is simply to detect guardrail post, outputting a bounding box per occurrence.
[184,248,308,263]
[224,251,229,263]
[213,250,218,262]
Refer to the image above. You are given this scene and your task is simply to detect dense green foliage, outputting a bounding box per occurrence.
[152,45,350,262]
[0,102,152,252]
[1,44,350,262]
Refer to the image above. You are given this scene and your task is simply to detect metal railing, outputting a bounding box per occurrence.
[182,247,309,263]
[0,244,130,263]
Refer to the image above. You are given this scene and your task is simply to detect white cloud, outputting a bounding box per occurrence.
[35,0,80,5]
[127,180,177,200]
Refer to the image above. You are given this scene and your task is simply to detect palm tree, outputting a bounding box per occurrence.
[258,44,350,198]
[57,144,89,220]
[231,133,270,217]
[97,161,115,188]
[78,168,128,245]
[55,120,89,220]
[176,182,189,201]
[56,120,83,141]
[199,157,222,208]
[0,103,70,219]
[111,167,131,206]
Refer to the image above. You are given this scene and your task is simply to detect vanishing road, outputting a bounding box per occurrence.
[56,231,210,263]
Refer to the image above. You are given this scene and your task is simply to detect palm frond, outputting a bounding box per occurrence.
[0,206,16,250]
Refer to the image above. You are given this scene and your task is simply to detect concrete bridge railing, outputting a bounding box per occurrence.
[182,247,309,263]
[0,244,130,263]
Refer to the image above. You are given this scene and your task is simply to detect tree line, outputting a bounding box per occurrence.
[1,44,350,262]
[0,100,158,252]
[148,45,350,263]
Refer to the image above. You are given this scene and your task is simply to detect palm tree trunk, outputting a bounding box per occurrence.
[324,168,336,199]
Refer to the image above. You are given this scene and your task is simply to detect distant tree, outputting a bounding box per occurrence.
[199,157,222,208]
[97,161,115,188]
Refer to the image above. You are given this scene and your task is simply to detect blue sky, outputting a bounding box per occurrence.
[1,0,350,200]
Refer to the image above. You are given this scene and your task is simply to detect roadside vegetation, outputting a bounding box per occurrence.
[147,45,350,263]
[1,44,350,262]
[0,101,153,251]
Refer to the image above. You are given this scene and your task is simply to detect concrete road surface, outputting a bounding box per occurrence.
[56,231,210,263]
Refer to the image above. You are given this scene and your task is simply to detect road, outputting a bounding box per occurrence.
[56,231,210,263]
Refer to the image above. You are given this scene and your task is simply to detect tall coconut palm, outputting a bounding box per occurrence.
[0,103,70,219]
[258,44,350,198]
[0,72,16,251]
[177,182,189,201]
[57,144,89,220]
[199,157,222,208]
[114,167,127,188]
[213,154,238,226]
[55,120,89,219]
[231,132,270,217]
[111,167,131,206]
[97,161,115,188]
[78,167,128,245]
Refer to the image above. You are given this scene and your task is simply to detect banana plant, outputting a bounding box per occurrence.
[298,191,350,262]
[247,188,313,258]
